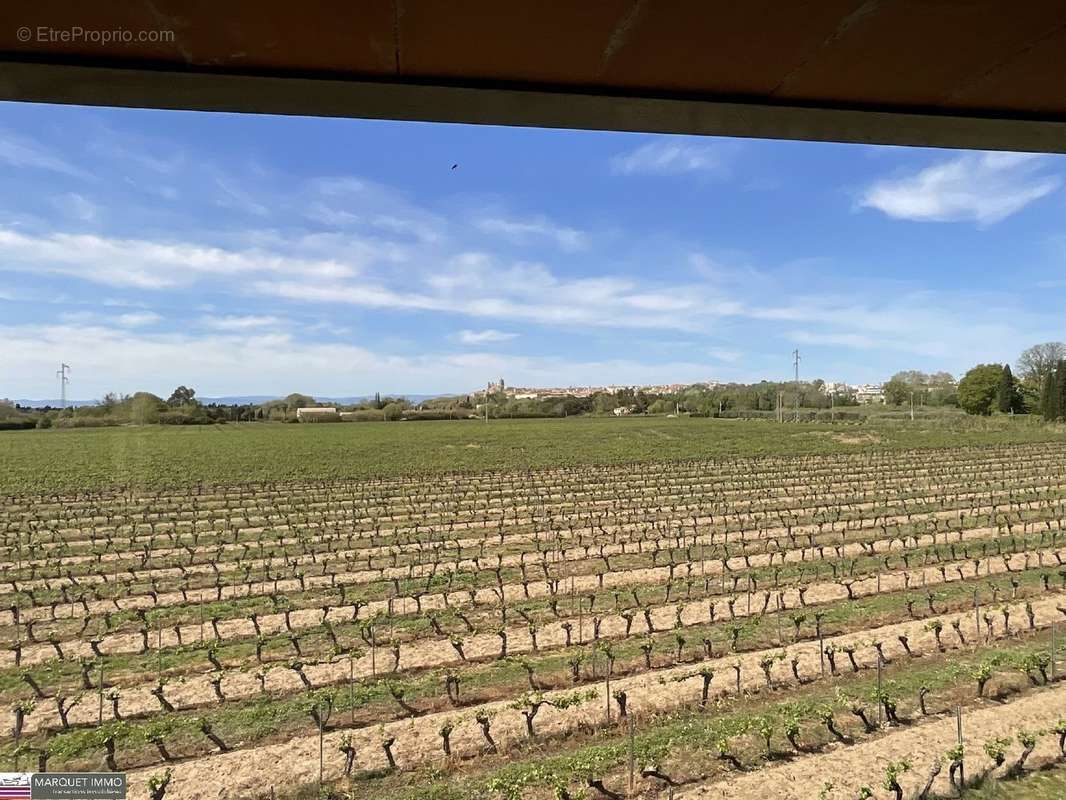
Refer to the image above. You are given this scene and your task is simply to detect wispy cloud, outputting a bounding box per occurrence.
[860,152,1060,224]
[474,215,586,252]
[251,265,714,333]
[782,289,1047,364]
[86,131,185,175]
[215,177,270,217]
[0,131,91,179]
[51,193,99,222]
[304,176,445,243]
[457,329,518,345]
[610,136,731,176]
[0,228,357,289]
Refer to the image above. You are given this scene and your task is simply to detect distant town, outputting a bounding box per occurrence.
[475,378,894,405]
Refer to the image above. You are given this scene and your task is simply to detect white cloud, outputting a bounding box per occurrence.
[201,315,284,331]
[860,152,1060,224]
[457,329,518,345]
[115,311,162,327]
[54,309,161,328]
[707,348,741,363]
[474,216,586,252]
[789,330,881,350]
[2,219,1052,378]
[252,271,710,333]
[610,137,730,176]
[0,228,358,289]
[0,321,718,398]
[781,290,1047,365]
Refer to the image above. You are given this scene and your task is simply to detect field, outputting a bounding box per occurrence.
[3,419,1066,800]
[2,414,1064,494]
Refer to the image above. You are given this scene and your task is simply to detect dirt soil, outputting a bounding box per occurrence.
[117,593,1066,800]
[678,683,1066,800]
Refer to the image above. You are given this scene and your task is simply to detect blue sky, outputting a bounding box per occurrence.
[1,101,1064,400]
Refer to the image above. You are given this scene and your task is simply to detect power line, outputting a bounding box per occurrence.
[792,349,801,422]
[56,364,70,409]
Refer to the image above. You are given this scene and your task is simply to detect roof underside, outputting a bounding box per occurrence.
[2,1,1066,151]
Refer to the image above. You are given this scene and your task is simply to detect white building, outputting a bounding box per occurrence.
[296,407,340,422]
[852,385,885,405]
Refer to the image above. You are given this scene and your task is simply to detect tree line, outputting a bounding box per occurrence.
[3,341,1065,429]
[955,342,1065,418]
[0,389,417,430]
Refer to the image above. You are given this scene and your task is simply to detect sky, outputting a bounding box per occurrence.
[0,101,1064,401]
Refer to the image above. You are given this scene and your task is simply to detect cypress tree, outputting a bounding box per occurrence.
[997,364,1017,413]
[1057,361,1066,421]
[1044,360,1066,422]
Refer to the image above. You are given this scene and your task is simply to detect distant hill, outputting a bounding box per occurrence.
[15,394,444,408]
[199,394,444,406]
[15,399,97,409]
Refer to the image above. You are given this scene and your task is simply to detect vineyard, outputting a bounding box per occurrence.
[4,440,1066,799]
[3,414,1064,495]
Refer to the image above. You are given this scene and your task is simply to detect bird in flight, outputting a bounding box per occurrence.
[451,164,459,170]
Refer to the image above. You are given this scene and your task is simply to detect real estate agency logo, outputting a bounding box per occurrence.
[0,774,30,800]
[0,774,127,800]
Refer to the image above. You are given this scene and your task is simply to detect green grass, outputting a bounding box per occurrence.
[268,631,1063,800]
[2,415,1063,494]
[959,766,1066,798]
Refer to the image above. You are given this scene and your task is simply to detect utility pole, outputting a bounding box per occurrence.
[792,349,801,422]
[910,390,915,422]
[57,362,71,410]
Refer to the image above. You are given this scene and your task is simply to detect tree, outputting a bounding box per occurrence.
[997,365,1021,414]
[1017,342,1066,387]
[884,370,957,408]
[957,364,1003,416]
[882,377,910,406]
[128,392,165,425]
[382,402,405,421]
[1042,360,1066,422]
[166,386,197,406]
[647,399,672,415]
[282,393,315,409]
